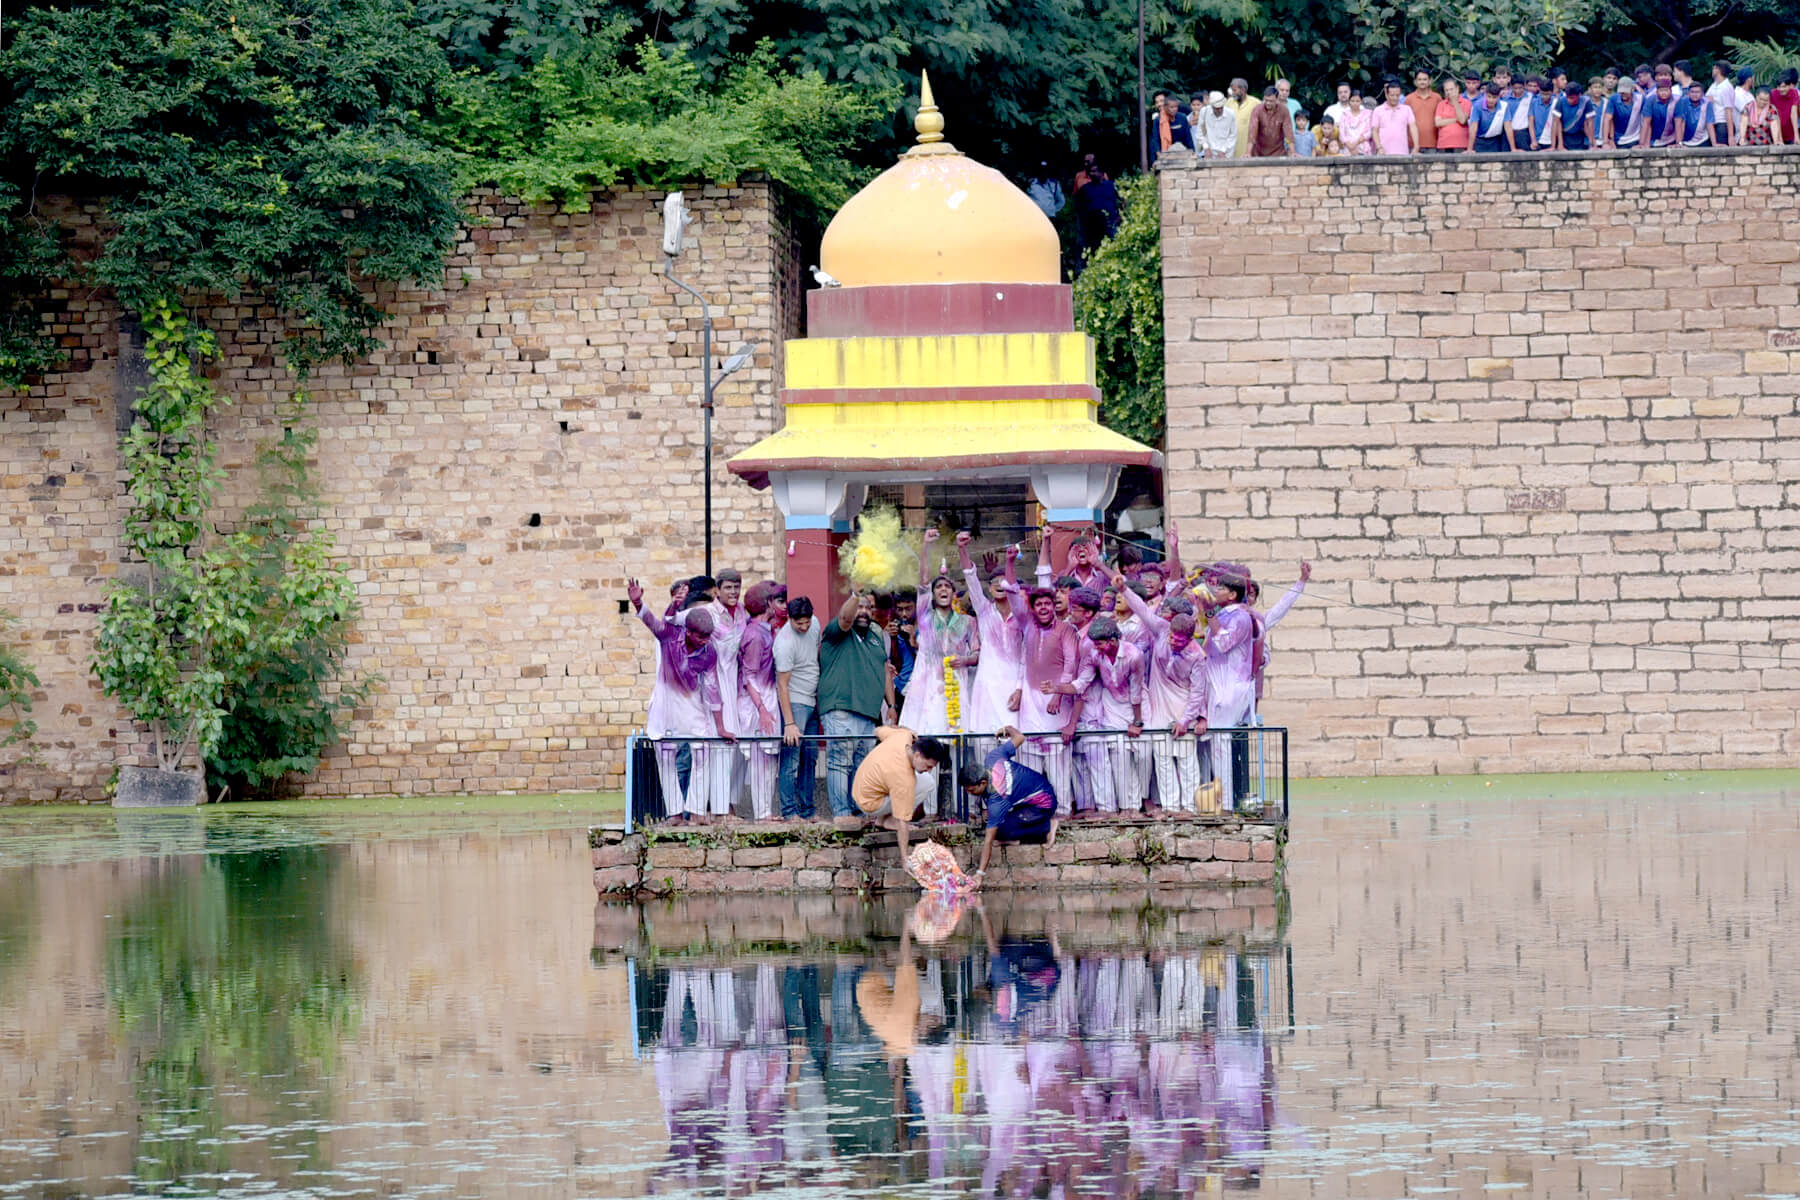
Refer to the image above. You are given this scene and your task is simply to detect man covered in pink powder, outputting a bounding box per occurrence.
[1071,615,1148,814]
[627,578,729,823]
[1113,567,1207,813]
[1003,545,1080,813]
[735,580,786,822]
[958,533,1019,750]
[704,568,752,812]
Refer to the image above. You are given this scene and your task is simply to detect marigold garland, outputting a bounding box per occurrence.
[943,655,962,733]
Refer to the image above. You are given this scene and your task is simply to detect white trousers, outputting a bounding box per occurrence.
[657,740,714,817]
[1151,732,1200,812]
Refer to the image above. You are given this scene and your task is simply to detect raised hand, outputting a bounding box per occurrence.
[981,550,999,576]
[955,531,972,548]
[923,528,940,546]
[626,578,644,609]
[1299,561,1313,582]
[1005,544,1021,564]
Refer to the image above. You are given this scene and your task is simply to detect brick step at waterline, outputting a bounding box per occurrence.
[589,814,1285,895]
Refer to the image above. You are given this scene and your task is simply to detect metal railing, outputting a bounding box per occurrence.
[623,725,1288,832]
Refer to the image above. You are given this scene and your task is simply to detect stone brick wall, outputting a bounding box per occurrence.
[1160,148,1800,777]
[1,184,798,801]
[591,815,1284,894]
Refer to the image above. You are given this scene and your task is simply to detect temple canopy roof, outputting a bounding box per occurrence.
[727,73,1160,524]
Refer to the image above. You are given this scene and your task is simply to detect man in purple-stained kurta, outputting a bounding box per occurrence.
[705,568,752,814]
[628,579,728,822]
[1072,615,1148,813]
[1184,563,1259,810]
[736,581,786,822]
[1115,570,1206,813]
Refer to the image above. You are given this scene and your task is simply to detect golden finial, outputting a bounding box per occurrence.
[914,70,946,145]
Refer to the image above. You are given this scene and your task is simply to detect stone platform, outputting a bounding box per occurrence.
[593,884,1285,964]
[589,813,1285,895]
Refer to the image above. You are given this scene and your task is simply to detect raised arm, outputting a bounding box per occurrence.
[920,528,939,592]
[629,578,670,638]
[1163,517,1183,585]
[1113,570,1169,639]
[1263,562,1311,630]
[835,587,860,633]
[1003,544,1030,625]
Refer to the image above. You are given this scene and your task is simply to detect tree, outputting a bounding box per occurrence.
[432,32,890,222]
[1073,175,1164,447]
[93,300,359,781]
[1,0,463,374]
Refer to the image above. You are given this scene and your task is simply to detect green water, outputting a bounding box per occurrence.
[0,791,623,867]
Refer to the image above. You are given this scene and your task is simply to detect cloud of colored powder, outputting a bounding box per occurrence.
[838,506,918,592]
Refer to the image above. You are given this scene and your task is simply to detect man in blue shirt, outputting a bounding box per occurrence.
[1471,82,1513,152]
[1673,80,1716,145]
[1643,77,1681,146]
[1559,82,1595,149]
[1528,76,1559,149]
[1603,78,1642,147]
[958,725,1059,882]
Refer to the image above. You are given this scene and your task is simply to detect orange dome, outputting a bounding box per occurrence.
[818,74,1061,288]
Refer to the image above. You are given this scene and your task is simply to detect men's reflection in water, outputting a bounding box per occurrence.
[646,905,1278,1196]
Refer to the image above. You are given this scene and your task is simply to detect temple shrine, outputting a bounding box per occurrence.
[728,74,1160,607]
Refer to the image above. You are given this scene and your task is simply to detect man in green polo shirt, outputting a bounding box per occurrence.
[820,588,889,817]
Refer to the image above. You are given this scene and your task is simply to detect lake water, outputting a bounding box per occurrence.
[2,776,1797,1198]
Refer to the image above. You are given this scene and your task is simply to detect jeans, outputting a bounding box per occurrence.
[822,709,876,817]
[779,703,821,819]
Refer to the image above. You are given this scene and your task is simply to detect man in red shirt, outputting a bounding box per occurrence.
[1246,85,1295,157]
[1406,70,1441,151]
[1772,68,1800,144]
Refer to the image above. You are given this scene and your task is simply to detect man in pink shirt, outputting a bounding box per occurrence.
[736,581,785,822]
[1371,77,1420,154]
[1003,546,1080,813]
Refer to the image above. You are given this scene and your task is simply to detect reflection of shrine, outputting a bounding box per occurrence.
[605,893,1293,1196]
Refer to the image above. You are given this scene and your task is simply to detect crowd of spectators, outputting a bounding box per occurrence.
[1121,60,1800,163]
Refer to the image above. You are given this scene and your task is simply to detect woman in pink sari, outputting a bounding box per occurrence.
[1339,91,1374,155]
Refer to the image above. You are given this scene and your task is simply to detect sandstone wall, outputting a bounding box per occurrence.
[1,185,799,801]
[1160,148,1800,777]
[590,815,1283,894]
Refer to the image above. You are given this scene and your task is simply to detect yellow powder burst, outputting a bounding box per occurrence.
[838,506,918,592]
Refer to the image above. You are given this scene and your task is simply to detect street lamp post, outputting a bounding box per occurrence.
[661,191,764,578]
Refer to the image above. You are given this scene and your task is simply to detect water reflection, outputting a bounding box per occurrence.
[2,787,1799,1198]
[632,897,1288,1196]
[106,850,357,1189]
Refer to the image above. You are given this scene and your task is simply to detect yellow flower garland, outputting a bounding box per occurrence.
[943,655,962,733]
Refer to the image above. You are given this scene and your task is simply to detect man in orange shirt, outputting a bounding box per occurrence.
[852,725,951,858]
[1406,69,1442,151]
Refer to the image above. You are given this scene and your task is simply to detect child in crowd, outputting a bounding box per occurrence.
[1293,112,1316,157]
[1314,115,1342,156]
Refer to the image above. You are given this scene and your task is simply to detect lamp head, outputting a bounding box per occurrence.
[661,191,690,257]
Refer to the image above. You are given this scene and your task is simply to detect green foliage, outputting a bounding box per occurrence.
[433,33,890,220]
[94,300,360,779]
[1,0,462,374]
[0,610,40,759]
[0,182,65,391]
[1073,175,1165,447]
[1336,0,1592,80]
[208,417,370,800]
[1724,36,1800,80]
